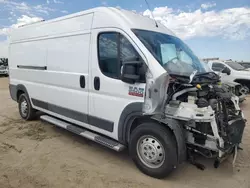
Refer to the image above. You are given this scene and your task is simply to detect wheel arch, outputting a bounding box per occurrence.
[9,84,30,102]
[234,79,250,90]
[118,102,186,163]
[118,102,144,145]
[16,84,30,101]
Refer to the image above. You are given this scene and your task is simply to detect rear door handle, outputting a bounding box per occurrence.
[80,75,85,88]
[94,77,100,90]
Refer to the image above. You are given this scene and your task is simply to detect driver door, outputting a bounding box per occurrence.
[88,28,147,139]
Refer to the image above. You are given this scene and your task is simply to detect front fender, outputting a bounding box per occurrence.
[152,115,187,163]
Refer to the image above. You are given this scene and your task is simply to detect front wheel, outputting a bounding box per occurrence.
[129,122,177,179]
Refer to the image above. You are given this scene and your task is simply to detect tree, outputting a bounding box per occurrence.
[0,58,8,67]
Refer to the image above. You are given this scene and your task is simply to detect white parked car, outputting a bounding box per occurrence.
[8,7,246,178]
[207,60,250,93]
[238,62,250,70]
[201,61,246,102]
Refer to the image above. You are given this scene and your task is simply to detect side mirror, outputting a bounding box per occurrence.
[121,60,143,84]
[222,67,231,75]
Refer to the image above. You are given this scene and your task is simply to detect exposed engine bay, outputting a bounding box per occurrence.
[144,71,246,169]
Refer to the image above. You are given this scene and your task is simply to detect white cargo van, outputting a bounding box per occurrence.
[9,7,246,178]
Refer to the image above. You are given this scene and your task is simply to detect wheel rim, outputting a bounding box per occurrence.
[136,135,165,169]
[20,98,28,117]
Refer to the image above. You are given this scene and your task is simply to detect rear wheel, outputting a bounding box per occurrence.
[129,122,177,179]
[18,93,36,120]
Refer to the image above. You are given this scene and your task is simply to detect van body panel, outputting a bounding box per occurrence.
[9,13,94,130]
[11,13,94,42]
[9,7,172,141]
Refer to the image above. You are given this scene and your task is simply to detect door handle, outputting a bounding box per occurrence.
[80,75,85,88]
[94,77,100,90]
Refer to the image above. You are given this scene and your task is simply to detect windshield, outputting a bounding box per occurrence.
[132,29,207,76]
[225,61,246,71]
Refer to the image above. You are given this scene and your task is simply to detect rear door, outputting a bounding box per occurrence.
[88,28,147,139]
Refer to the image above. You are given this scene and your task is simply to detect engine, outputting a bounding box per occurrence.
[165,82,246,163]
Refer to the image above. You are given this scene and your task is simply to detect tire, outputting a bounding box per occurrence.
[242,85,250,94]
[18,93,36,120]
[129,122,177,179]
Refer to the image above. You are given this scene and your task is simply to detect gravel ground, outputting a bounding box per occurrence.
[0,77,249,188]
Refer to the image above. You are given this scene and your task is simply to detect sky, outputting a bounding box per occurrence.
[0,0,250,61]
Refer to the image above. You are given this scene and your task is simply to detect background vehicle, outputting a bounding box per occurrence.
[0,66,9,77]
[0,58,9,77]
[238,61,250,70]
[201,61,246,102]
[208,60,250,93]
[8,7,246,179]
[222,81,246,103]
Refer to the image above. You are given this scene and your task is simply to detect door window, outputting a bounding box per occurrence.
[212,63,225,72]
[120,35,139,62]
[98,32,145,81]
[98,33,119,78]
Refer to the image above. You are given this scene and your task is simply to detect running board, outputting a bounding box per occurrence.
[40,115,125,152]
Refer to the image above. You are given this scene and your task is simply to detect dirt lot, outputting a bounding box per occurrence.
[0,77,249,188]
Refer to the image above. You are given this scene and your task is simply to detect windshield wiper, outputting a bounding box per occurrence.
[169,74,190,83]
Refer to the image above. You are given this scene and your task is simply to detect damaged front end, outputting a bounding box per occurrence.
[143,71,246,168]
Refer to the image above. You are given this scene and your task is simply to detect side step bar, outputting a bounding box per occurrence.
[40,115,125,152]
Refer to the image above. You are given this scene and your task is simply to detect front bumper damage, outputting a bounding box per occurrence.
[163,97,246,168]
[142,72,246,169]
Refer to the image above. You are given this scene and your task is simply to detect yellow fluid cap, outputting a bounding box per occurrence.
[196,84,202,89]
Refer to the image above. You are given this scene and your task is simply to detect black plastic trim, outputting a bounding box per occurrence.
[117,102,143,144]
[9,84,17,101]
[152,116,187,163]
[31,98,114,132]
[49,102,88,123]
[17,65,47,70]
[79,75,86,88]
[10,84,30,102]
[32,98,49,110]
[94,77,100,90]
[89,115,113,132]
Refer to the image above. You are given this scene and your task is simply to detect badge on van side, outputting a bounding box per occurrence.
[128,86,144,97]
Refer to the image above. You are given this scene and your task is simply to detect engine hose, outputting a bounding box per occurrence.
[172,87,198,100]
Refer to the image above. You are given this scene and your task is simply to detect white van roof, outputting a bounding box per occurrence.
[11,7,175,43]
